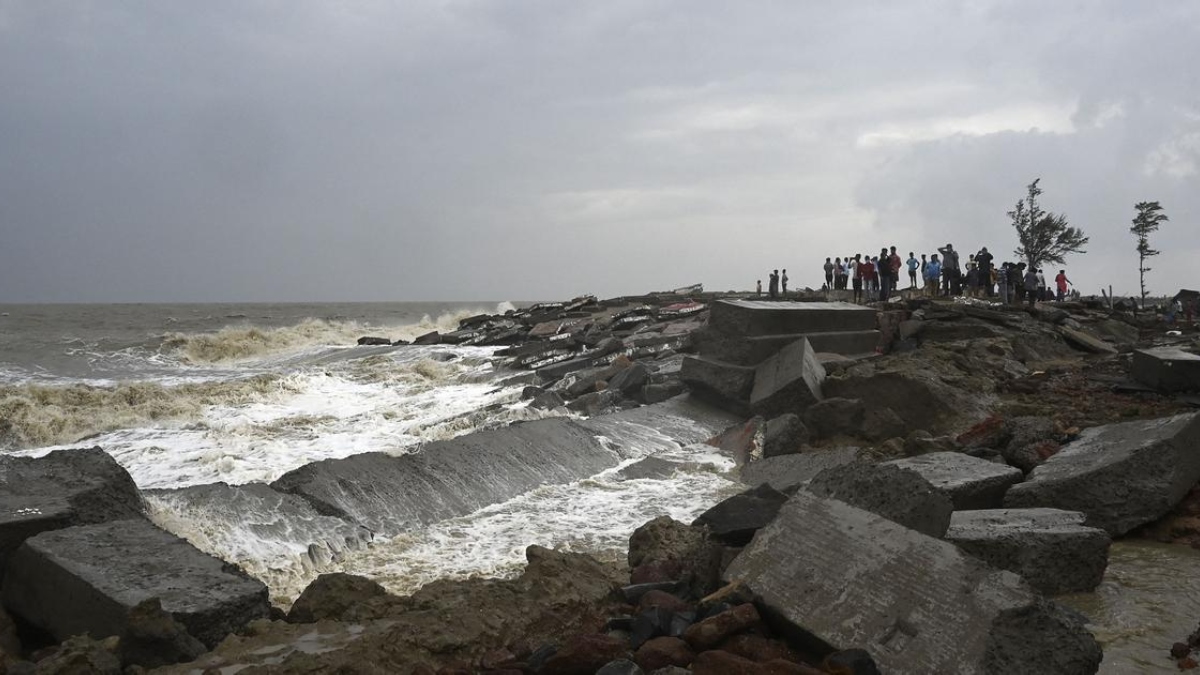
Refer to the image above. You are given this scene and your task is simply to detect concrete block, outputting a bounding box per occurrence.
[884,452,1024,510]
[724,491,1103,675]
[749,338,825,417]
[806,461,953,538]
[742,330,881,363]
[1003,413,1200,535]
[1132,347,1200,392]
[946,509,1110,595]
[680,356,756,415]
[709,300,877,337]
[1057,326,1117,355]
[738,448,867,492]
[2,519,269,647]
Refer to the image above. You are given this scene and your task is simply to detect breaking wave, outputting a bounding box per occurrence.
[0,376,285,450]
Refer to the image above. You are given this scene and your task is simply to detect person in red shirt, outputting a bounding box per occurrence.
[862,256,878,302]
[1055,270,1072,301]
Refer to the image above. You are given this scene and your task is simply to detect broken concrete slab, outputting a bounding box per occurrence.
[1003,413,1200,535]
[691,484,789,546]
[0,448,143,575]
[1132,347,1200,392]
[680,356,756,416]
[2,518,269,648]
[806,460,954,538]
[883,452,1024,510]
[738,448,867,492]
[724,491,1103,675]
[945,509,1110,595]
[1057,326,1118,355]
[749,338,824,418]
[708,300,877,337]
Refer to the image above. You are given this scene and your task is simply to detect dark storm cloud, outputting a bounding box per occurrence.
[0,1,1196,301]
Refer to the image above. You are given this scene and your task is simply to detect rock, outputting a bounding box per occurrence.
[707,417,764,465]
[117,598,208,669]
[1057,326,1118,354]
[567,389,621,416]
[806,461,954,538]
[1004,413,1200,535]
[724,491,1103,675]
[802,397,864,439]
[621,581,683,604]
[628,517,723,597]
[945,509,1110,595]
[691,650,814,675]
[1,518,269,648]
[630,607,675,649]
[898,319,924,340]
[355,336,392,346]
[680,356,756,416]
[955,415,1012,450]
[1003,416,1059,473]
[634,637,694,671]
[597,658,646,675]
[616,457,685,481]
[822,648,882,675]
[529,390,566,410]
[413,331,442,345]
[541,634,630,675]
[861,407,906,442]
[1092,318,1139,345]
[641,381,686,404]
[681,603,761,651]
[905,431,962,457]
[692,484,790,546]
[637,590,691,614]
[739,448,868,492]
[287,573,389,623]
[717,634,795,662]
[1132,347,1200,392]
[883,452,1024,510]
[27,635,122,675]
[610,363,652,396]
[520,385,544,400]
[0,447,143,576]
[762,414,809,458]
[749,338,825,418]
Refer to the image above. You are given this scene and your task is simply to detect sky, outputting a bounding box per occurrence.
[1,1,1197,303]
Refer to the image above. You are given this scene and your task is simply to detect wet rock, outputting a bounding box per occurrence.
[822,648,882,675]
[520,385,544,400]
[356,336,392,345]
[630,607,675,649]
[641,381,686,404]
[567,390,621,416]
[529,390,566,410]
[749,338,825,418]
[628,517,723,598]
[413,331,442,345]
[725,491,1103,675]
[883,452,1024,510]
[1004,413,1200,535]
[692,484,790,546]
[680,356,756,416]
[739,447,868,492]
[637,590,691,614]
[762,413,809,458]
[610,363,652,396]
[634,637,694,671]
[616,457,685,482]
[597,658,645,675]
[0,447,143,576]
[29,635,122,675]
[2,518,269,648]
[287,573,389,623]
[0,603,20,658]
[541,633,630,675]
[681,603,761,651]
[945,509,1110,595]
[806,461,954,538]
[861,407,906,442]
[117,598,207,669]
[691,649,813,675]
[718,634,795,662]
[802,397,864,439]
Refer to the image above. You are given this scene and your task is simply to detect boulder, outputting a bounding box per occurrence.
[681,603,761,652]
[642,380,686,405]
[1057,326,1117,355]
[749,338,825,417]
[802,397,864,439]
[861,407,906,442]
[724,491,1103,675]
[806,461,954,538]
[27,635,122,675]
[412,331,442,345]
[691,650,815,675]
[1,518,270,648]
[680,356,756,416]
[691,484,790,546]
[739,448,868,492]
[598,659,646,675]
[0,448,143,576]
[945,509,1110,595]
[117,598,208,669]
[883,452,1024,510]
[610,363,652,396]
[529,390,566,410]
[1002,416,1059,473]
[1003,413,1200,535]
[762,414,809,458]
[355,336,392,346]
[541,634,630,675]
[628,517,723,597]
[1132,347,1200,392]
[634,636,694,671]
[287,573,389,623]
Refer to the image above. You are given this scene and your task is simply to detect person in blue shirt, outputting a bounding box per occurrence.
[906,252,920,289]
[924,254,942,297]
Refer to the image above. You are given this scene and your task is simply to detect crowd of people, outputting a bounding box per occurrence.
[810,244,1077,306]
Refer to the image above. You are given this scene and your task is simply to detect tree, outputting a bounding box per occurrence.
[1008,178,1089,272]
[1130,201,1168,308]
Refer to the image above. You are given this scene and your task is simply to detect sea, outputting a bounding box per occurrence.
[1,302,1196,673]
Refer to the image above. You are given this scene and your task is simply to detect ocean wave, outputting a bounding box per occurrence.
[0,375,284,450]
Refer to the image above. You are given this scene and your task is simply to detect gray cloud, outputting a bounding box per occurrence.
[1,0,1197,301]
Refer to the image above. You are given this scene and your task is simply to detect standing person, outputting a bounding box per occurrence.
[768,270,779,299]
[906,252,919,289]
[781,269,789,298]
[924,254,942,297]
[976,247,994,296]
[877,248,892,301]
[997,263,1009,304]
[851,254,863,304]
[824,258,835,290]
[1036,269,1047,301]
[864,256,878,302]
[938,243,960,296]
[756,279,762,297]
[1055,270,1071,301]
[888,247,902,292]
[1023,266,1039,307]
[920,253,928,279]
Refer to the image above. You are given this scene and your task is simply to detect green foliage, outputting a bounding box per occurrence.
[1131,200,1168,307]
[1008,179,1089,270]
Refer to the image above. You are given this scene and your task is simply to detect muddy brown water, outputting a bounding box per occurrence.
[1059,541,1200,673]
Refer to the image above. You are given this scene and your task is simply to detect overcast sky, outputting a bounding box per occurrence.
[1,1,1197,302]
